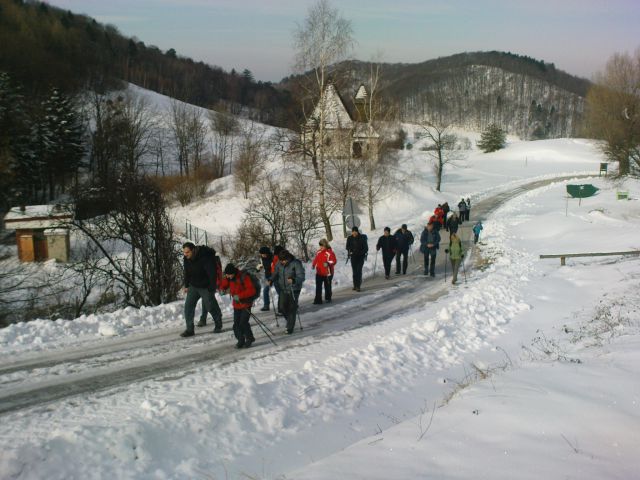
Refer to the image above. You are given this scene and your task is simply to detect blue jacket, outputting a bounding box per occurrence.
[419,228,440,253]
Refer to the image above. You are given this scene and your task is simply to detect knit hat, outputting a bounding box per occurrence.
[224,263,238,275]
[401,224,407,229]
[384,226,390,233]
[352,226,359,233]
[259,246,271,255]
[279,249,293,261]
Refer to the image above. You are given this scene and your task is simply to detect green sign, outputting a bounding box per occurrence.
[566,184,599,199]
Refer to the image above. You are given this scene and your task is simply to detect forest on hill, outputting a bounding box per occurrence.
[0,0,294,125]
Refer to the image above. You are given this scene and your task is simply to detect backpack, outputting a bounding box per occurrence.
[214,254,223,287]
[240,271,262,305]
[198,245,222,287]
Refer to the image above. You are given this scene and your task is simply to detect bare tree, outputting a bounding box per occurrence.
[169,100,191,175]
[586,48,640,176]
[420,121,466,191]
[285,174,324,261]
[293,0,355,241]
[245,175,289,247]
[357,57,401,230]
[90,93,156,186]
[209,110,240,177]
[73,175,182,307]
[234,122,266,198]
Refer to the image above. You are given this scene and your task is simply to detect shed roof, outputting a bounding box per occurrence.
[4,205,73,230]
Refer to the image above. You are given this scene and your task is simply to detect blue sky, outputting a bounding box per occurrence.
[46,0,640,82]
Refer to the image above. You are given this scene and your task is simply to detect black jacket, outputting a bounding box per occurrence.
[376,235,397,256]
[393,229,414,253]
[346,234,368,258]
[184,246,217,289]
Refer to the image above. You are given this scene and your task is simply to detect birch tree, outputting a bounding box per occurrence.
[293,0,354,241]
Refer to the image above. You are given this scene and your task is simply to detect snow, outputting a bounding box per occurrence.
[1,87,639,479]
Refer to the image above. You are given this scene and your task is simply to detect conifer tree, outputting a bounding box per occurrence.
[477,123,507,153]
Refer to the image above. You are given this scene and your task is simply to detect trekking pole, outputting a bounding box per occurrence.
[246,309,278,346]
[269,285,279,327]
[444,250,448,283]
[462,256,468,284]
[373,250,378,278]
[289,284,303,331]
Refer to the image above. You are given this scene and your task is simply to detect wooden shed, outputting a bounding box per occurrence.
[3,205,73,262]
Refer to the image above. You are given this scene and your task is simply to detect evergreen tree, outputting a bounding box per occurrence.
[0,72,34,206]
[41,88,85,197]
[477,123,506,153]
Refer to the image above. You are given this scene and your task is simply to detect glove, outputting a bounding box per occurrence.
[256,263,263,271]
[445,249,449,253]
[233,295,240,302]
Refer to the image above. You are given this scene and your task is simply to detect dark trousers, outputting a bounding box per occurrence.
[474,233,479,244]
[382,253,394,277]
[423,250,437,276]
[351,255,365,288]
[185,287,222,331]
[279,289,301,333]
[314,274,332,302]
[262,284,270,309]
[395,250,409,274]
[232,308,254,345]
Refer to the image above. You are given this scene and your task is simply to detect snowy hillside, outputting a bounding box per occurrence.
[1,88,639,479]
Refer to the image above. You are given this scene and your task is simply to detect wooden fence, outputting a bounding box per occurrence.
[540,250,640,266]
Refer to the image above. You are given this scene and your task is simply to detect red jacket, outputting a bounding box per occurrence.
[218,269,256,310]
[434,207,445,225]
[270,255,279,275]
[312,247,337,276]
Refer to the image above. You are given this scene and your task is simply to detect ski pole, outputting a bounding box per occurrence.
[289,284,303,331]
[269,285,279,327]
[246,309,277,346]
[373,250,378,278]
[462,255,467,284]
[444,250,447,283]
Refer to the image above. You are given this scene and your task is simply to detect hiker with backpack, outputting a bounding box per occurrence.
[419,221,441,277]
[311,238,337,304]
[346,226,368,292]
[257,246,273,311]
[473,220,483,244]
[458,199,467,224]
[376,227,397,280]
[218,263,258,348]
[445,232,464,285]
[394,224,414,275]
[180,242,223,338]
[271,249,305,334]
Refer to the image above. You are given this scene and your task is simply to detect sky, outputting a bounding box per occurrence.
[45,0,640,82]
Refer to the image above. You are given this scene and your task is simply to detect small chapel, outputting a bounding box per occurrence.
[303,83,380,161]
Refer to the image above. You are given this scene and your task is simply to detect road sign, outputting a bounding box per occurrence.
[342,197,360,217]
[345,215,361,229]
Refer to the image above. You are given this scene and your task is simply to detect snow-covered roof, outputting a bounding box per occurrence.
[4,204,73,230]
[308,84,353,130]
[355,84,368,102]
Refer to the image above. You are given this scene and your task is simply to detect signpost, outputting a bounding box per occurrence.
[343,197,361,237]
[566,184,599,213]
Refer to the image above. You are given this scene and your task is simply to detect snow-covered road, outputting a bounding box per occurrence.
[0,175,587,417]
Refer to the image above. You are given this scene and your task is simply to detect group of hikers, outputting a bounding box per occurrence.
[179,198,484,348]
